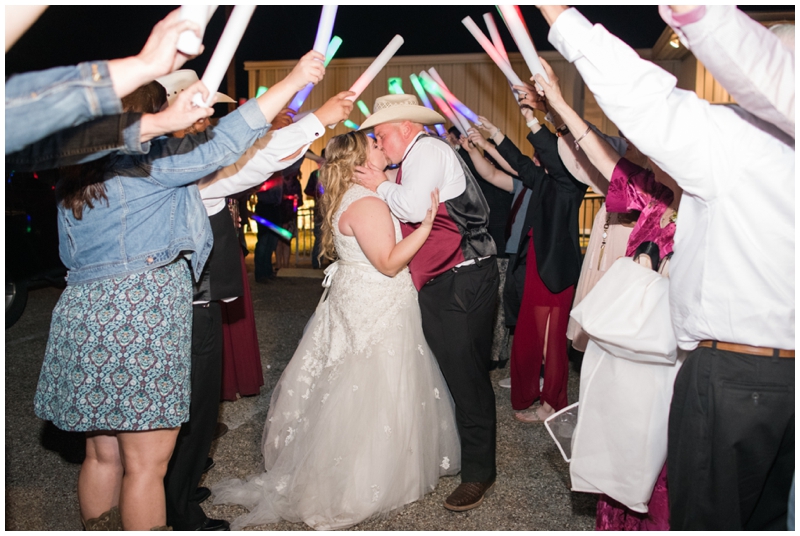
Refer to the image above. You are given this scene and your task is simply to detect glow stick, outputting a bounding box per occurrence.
[251,214,293,240]
[324,36,343,66]
[177,5,218,56]
[193,5,256,107]
[343,120,360,130]
[409,75,446,136]
[427,68,479,126]
[420,74,465,136]
[483,12,509,63]
[356,100,371,117]
[497,5,549,83]
[419,70,479,126]
[255,86,268,98]
[461,16,524,87]
[312,6,337,56]
[387,77,404,94]
[347,35,404,101]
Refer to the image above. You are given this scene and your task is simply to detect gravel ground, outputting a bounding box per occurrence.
[5,258,595,531]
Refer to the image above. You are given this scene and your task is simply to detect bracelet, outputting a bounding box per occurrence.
[573,126,591,151]
[526,117,539,128]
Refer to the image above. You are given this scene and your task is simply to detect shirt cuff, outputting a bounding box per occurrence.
[237,98,271,132]
[119,113,151,155]
[295,112,326,141]
[548,7,595,63]
[659,5,706,28]
[78,60,123,117]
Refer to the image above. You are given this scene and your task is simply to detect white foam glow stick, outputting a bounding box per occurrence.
[497,5,549,84]
[177,5,218,56]
[192,5,256,107]
[347,35,404,101]
[483,12,509,63]
[312,5,337,56]
[461,16,524,87]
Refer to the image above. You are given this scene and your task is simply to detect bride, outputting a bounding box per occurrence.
[212,131,461,530]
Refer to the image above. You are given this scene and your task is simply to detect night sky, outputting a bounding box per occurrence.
[6,5,792,104]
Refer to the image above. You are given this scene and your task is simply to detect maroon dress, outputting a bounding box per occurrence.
[596,158,676,531]
[220,250,264,401]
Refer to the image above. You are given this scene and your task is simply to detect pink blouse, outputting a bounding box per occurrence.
[606,158,675,258]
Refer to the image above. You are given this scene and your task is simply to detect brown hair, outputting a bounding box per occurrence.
[57,82,167,219]
[317,131,371,262]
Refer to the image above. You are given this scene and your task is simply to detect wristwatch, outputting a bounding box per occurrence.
[556,125,570,137]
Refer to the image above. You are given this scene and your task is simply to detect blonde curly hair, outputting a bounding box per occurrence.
[317,131,372,263]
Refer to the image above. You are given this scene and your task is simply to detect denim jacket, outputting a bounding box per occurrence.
[7,112,149,171]
[60,98,270,285]
[6,61,122,154]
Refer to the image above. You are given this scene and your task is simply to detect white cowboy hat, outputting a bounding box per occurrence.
[155,69,236,107]
[358,94,444,130]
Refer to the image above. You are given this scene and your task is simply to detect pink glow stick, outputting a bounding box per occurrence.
[426,68,477,131]
[347,35,404,101]
[420,72,465,136]
[483,12,509,64]
[497,5,549,84]
[461,16,524,87]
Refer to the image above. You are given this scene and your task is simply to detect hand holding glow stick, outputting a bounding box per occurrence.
[192,5,256,107]
[461,16,524,87]
[177,5,218,55]
[497,5,549,84]
[347,35,404,101]
[289,36,344,112]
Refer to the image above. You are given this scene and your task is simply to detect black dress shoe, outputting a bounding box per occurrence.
[203,457,215,473]
[194,517,230,531]
[193,486,211,503]
[213,422,228,440]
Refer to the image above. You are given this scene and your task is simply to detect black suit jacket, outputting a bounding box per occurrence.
[497,127,587,294]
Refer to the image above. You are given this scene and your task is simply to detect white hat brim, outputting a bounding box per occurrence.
[359,105,444,131]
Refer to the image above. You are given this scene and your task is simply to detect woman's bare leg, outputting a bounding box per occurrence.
[79,431,123,522]
[117,427,180,530]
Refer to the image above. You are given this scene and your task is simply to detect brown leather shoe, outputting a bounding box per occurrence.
[444,479,496,512]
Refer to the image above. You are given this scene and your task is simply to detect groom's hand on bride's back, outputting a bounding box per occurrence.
[354,162,388,192]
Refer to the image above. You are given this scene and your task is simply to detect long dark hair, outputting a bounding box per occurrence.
[57,82,167,219]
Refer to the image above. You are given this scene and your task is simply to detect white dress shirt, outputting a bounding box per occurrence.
[192,112,325,304]
[549,8,795,351]
[661,5,795,139]
[198,113,325,216]
[376,132,466,223]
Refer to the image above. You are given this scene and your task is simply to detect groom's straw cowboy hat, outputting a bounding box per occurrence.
[359,94,445,130]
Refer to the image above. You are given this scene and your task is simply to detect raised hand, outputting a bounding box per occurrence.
[270,108,296,131]
[531,57,565,109]
[467,128,490,150]
[314,91,356,126]
[285,50,326,93]
[476,115,498,137]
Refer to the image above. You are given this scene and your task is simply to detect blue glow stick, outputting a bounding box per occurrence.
[251,214,293,240]
[343,120,360,130]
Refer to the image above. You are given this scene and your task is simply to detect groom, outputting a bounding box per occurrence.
[355,94,499,511]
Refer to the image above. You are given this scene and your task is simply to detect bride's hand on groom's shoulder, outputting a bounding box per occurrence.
[421,189,440,229]
[354,162,387,192]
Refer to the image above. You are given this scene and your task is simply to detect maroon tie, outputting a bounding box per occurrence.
[504,190,526,241]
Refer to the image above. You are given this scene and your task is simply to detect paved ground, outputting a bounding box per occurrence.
[5,257,595,531]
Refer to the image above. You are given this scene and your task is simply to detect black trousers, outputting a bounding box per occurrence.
[502,253,526,328]
[668,347,795,530]
[418,258,499,483]
[165,302,223,530]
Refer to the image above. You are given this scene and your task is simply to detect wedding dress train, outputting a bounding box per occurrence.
[212,185,460,530]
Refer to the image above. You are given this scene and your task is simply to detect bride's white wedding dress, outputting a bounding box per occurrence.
[212,184,460,530]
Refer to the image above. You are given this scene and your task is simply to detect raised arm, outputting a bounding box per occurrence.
[540,6,733,199]
[474,116,520,177]
[461,130,514,192]
[662,5,794,138]
[529,57,622,180]
[339,191,439,277]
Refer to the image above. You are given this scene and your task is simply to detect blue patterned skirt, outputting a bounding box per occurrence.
[34,260,193,432]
